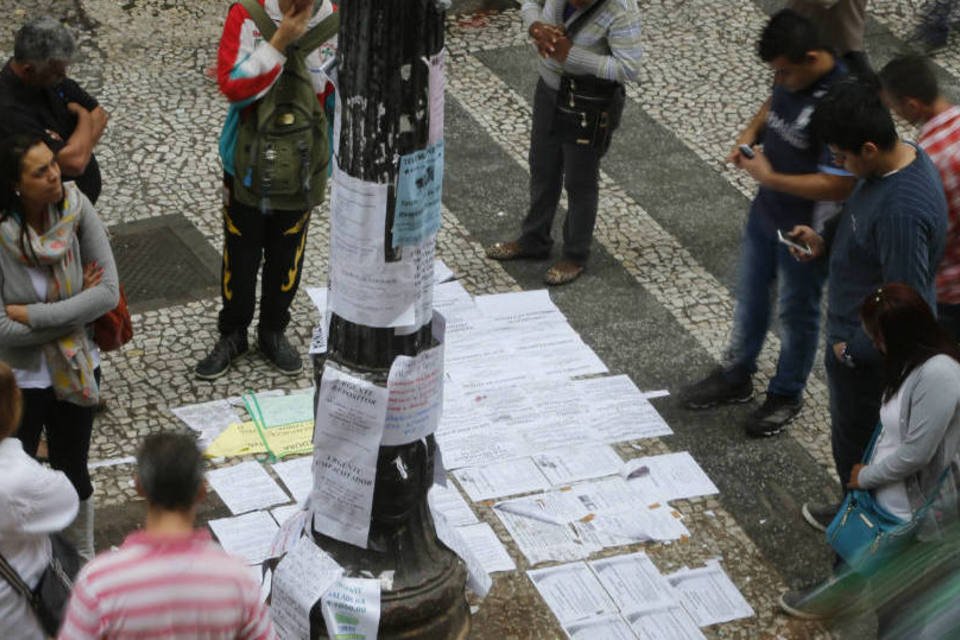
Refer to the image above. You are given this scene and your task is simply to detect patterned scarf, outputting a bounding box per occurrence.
[0,185,98,406]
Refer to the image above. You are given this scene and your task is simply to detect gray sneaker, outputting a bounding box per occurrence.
[744,393,802,438]
[779,573,868,620]
[195,331,249,380]
[802,501,840,533]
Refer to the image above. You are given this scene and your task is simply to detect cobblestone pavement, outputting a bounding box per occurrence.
[1,0,954,638]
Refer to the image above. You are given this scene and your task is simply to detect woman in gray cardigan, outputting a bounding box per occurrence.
[0,135,118,561]
[781,283,960,636]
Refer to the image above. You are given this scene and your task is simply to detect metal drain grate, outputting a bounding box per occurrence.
[108,214,221,314]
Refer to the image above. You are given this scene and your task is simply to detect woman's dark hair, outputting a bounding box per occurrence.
[860,283,960,401]
[0,134,54,266]
[0,361,22,440]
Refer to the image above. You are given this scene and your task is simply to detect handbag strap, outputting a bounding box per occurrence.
[564,0,612,39]
[0,550,41,612]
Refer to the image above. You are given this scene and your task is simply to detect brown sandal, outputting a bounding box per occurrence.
[485,240,548,261]
[544,259,584,286]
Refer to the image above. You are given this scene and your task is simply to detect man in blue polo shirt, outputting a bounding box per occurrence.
[680,10,856,438]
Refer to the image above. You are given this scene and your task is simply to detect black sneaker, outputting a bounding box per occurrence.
[259,330,302,375]
[779,573,867,620]
[679,367,753,409]
[802,501,840,533]
[744,393,802,438]
[195,331,249,380]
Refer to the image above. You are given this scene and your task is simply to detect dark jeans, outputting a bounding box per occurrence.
[219,174,310,336]
[15,368,101,501]
[724,210,826,399]
[519,79,604,265]
[825,349,885,487]
[938,302,960,342]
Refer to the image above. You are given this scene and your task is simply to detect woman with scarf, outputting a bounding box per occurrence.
[0,135,118,561]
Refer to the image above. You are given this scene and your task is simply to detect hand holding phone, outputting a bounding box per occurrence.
[738,144,755,159]
[777,229,812,255]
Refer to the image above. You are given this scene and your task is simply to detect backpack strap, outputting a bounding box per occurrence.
[564,0,612,39]
[238,0,277,41]
[0,550,41,615]
[290,11,339,56]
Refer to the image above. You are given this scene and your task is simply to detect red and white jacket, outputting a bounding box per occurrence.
[217,0,337,175]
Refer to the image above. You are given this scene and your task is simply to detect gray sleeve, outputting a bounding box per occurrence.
[25,194,120,330]
[858,360,960,489]
[521,0,545,31]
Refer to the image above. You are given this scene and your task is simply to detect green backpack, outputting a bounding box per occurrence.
[232,0,339,212]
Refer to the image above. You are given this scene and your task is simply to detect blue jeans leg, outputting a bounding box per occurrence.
[767,243,826,398]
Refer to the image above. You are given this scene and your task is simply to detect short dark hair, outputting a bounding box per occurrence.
[879,54,940,105]
[860,283,960,401]
[758,9,829,63]
[812,80,898,152]
[136,433,205,512]
[13,16,75,63]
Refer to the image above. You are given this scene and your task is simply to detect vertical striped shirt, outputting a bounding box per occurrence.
[919,105,960,304]
[520,0,642,90]
[58,530,275,640]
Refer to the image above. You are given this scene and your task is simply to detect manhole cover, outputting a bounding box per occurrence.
[109,214,221,314]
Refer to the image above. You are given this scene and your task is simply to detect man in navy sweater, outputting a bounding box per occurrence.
[787,80,947,532]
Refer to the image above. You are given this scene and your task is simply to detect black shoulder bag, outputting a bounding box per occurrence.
[0,534,82,636]
[552,0,626,152]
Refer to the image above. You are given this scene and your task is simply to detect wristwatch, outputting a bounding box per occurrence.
[840,343,855,369]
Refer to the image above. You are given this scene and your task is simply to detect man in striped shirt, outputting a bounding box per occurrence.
[58,433,276,640]
[880,54,960,340]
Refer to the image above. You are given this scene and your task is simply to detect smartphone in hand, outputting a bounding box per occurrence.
[738,144,755,159]
[777,229,812,255]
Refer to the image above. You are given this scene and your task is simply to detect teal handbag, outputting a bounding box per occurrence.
[827,423,950,576]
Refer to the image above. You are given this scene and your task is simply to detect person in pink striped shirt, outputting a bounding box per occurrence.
[58,433,276,640]
[880,55,960,341]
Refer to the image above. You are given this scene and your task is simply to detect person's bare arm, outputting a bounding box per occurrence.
[88,106,109,145]
[56,102,96,176]
[725,97,771,164]
[738,147,857,201]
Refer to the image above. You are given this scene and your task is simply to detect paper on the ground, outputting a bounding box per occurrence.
[271,536,344,640]
[626,603,706,640]
[427,49,445,146]
[87,455,136,470]
[382,342,444,445]
[305,286,328,316]
[270,503,304,527]
[433,258,454,285]
[622,452,719,503]
[255,391,314,428]
[321,577,381,640]
[666,560,754,626]
[571,376,673,442]
[455,522,516,573]
[528,562,617,626]
[454,458,551,501]
[494,492,598,565]
[588,552,677,613]
[328,165,415,327]
[208,511,279,565]
[312,366,388,548]
[393,141,443,247]
[563,615,636,640]
[532,445,624,486]
[272,456,314,505]
[172,399,242,449]
[575,504,689,547]
[473,289,566,325]
[428,484,478,526]
[206,461,289,515]
[433,509,492,598]
[204,420,313,459]
[268,508,309,559]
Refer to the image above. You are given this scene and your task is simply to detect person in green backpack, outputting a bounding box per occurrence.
[196,0,338,380]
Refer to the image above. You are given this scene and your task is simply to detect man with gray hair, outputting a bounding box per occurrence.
[0,16,108,203]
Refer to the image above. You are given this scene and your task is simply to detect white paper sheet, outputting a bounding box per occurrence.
[207,461,290,515]
[494,493,597,565]
[311,366,388,548]
[321,577,381,640]
[454,458,551,501]
[208,511,279,565]
[272,536,344,640]
[433,258,454,285]
[563,615,636,640]
[532,445,624,486]
[328,166,415,327]
[272,456,314,505]
[626,603,706,640]
[622,452,719,503]
[432,509,492,598]
[427,49,445,146]
[456,522,516,574]
[268,508,309,559]
[666,561,754,626]
[382,342,444,445]
[270,504,304,527]
[427,484,478,526]
[528,562,617,626]
[474,289,567,326]
[576,505,689,547]
[572,376,673,442]
[588,552,677,613]
[172,399,242,449]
